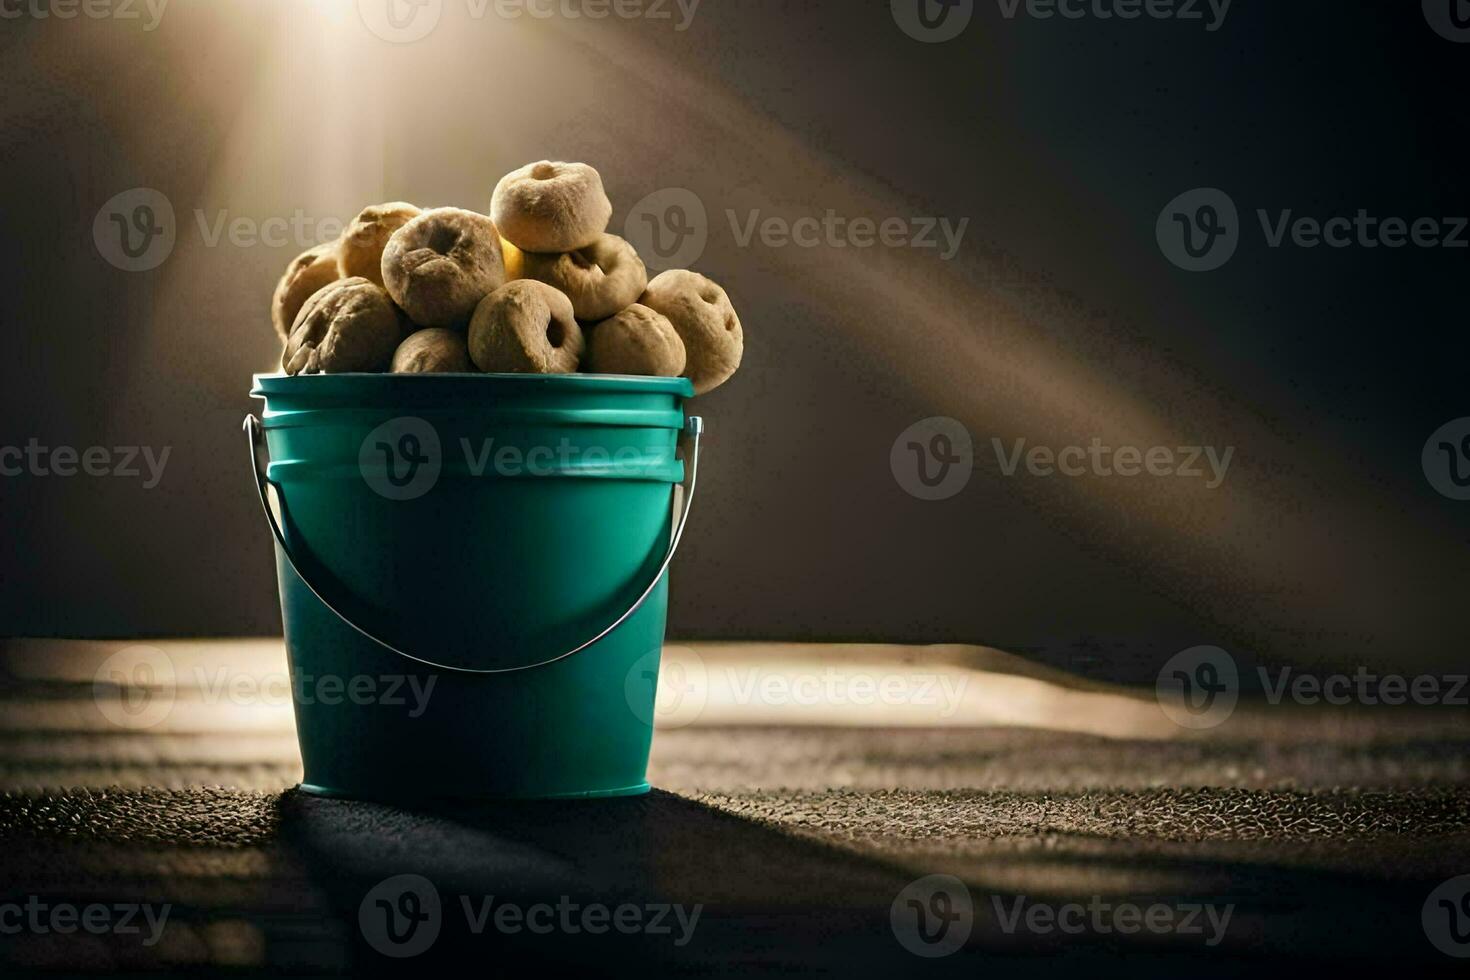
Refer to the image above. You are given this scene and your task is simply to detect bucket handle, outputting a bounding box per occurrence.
[243,411,703,675]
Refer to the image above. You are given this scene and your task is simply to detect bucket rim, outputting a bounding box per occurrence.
[251,372,694,398]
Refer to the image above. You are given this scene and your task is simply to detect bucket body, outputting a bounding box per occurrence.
[249,373,693,801]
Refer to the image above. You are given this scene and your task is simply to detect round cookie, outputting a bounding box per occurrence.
[391,327,474,374]
[639,270,743,394]
[271,241,340,343]
[586,304,685,378]
[381,207,506,329]
[518,234,647,323]
[338,202,420,287]
[468,280,584,374]
[285,277,403,375]
[491,160,612,254]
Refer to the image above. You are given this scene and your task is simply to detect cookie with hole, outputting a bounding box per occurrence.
[517,233,647,323]
[467,279,584,374]
[491,160,612,254]
[639,269,742,394]
[381,207,506,329]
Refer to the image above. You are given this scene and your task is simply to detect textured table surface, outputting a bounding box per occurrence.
[2,639,1468,976]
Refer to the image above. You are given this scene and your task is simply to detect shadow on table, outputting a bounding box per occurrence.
[0,784,1462,976]
[274,787,1465,978]
[277,787,912,976]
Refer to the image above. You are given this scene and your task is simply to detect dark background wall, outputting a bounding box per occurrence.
[1,0,1465,680]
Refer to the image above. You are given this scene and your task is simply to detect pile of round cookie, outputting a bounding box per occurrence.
[269,161,741,395]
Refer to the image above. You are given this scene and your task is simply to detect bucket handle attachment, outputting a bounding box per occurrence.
[243,412,703,675]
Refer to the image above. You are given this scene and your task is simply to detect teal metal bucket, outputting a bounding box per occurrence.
[246,373,701,801]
